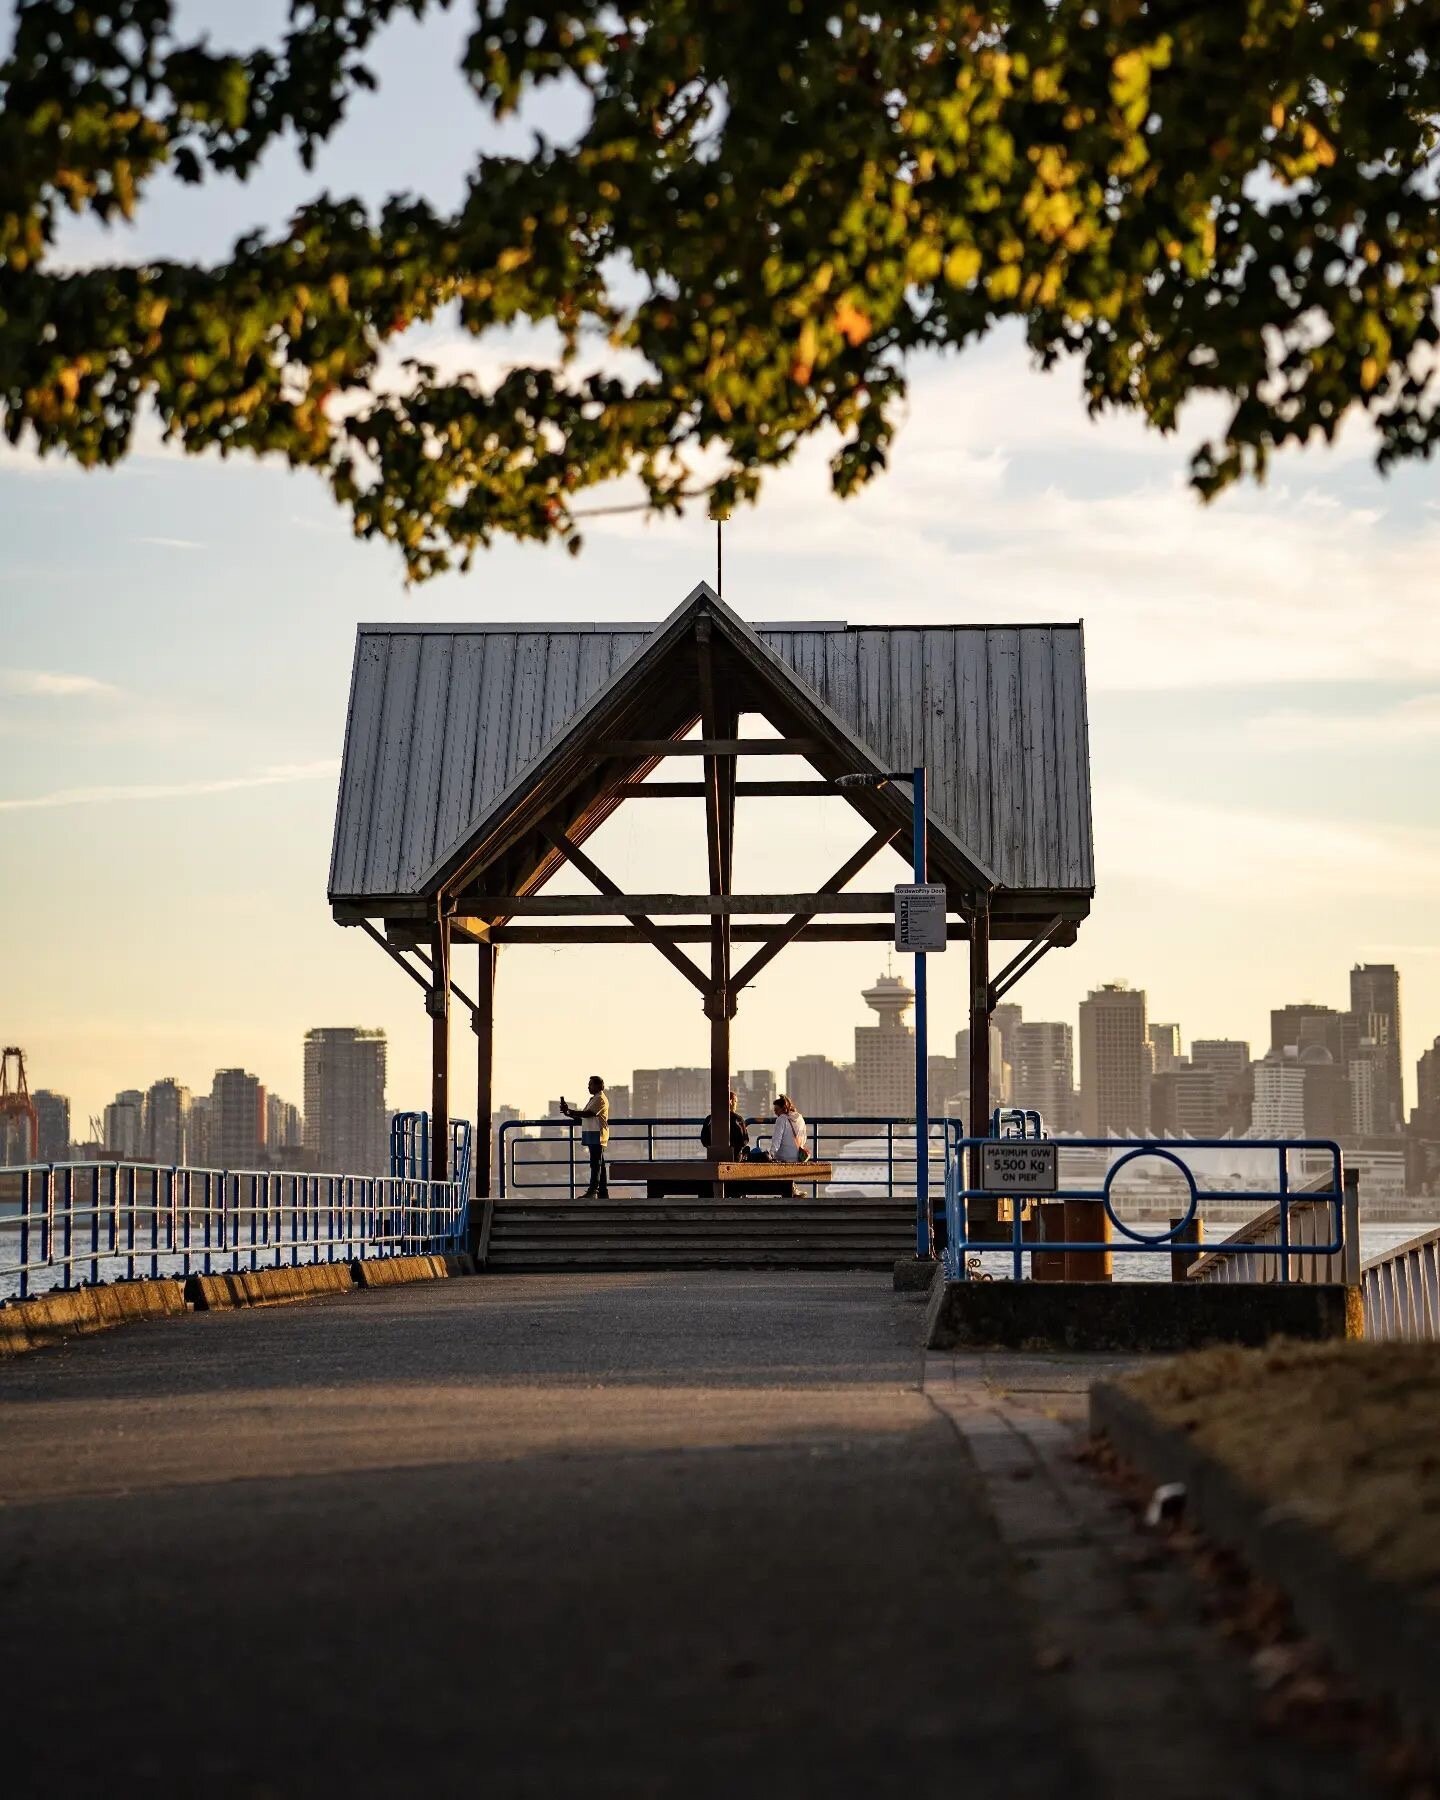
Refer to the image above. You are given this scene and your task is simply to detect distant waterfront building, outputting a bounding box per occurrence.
[1010,1022,1076,1133]
[605,1084,631,1121]
[1416,1037,1440,1139]
[927,1053,963,1115]
[856,972,916,1115]
[1251,1052,1307,1136]
[991,1004,1023,1081]
[266,1093,303,1155]
[211,1068,263,1168]
[1147,1023,1182,1074]
[103,1089,145,1159]
[1270,1002,1347,1065]
[785,1055,856,1120]
[1078,984,1149,1135]
[32,1090,70,1163]
[1350,963,1403,1135]
[303,1028,387,1175]
[189,1094,212,1166]
[1189,1039,1253,1135]
[144,1077,191,1164]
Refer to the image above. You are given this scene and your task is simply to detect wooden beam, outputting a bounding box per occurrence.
[481,923,909,945]
[595,738,820,757]
[731,826,901,991]
[539,826,710,996]
[429,908,451,1182]
[473,943,496,1199]
[989,915,1068,1009]
[968,893,991,1156]
[696,617,732,1180]
[455,891,903,918]
[613,780,839,799]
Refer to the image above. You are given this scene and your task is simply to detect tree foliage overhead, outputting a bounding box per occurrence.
[1,0,1438,577]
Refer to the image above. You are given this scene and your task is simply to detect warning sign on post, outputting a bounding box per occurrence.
[979,1141,1058,1194]
[893,884,948,952]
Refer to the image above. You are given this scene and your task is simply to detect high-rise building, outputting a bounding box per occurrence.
[733,1069,776,1120]
[266,1093,303,1154]
[605,1084,631,1121]
[1150,1066,1222,1136]
[991,1004,1023,1078]
[32,1090,70,1163]
[1251,1051,1307,1136]
[1010,1022,1075,1132]
[1271,1003,1347,1064]
[1416,1037,1440,1139]
[303,1028,387,1175]
[1189,1040,1253,1135]
[1147,1023,1182,1074]
[1350,964,1403,1134]
[855,972,916,1115]
[1078,984,1149,1135]
[189,1094,212,1166]
[785,1055,856,1119]
[103,1089,145,1159]
[631,1067,709,1118]
[211,1068,263,1168]
[144,1077,191,1164]
[954,1025,1009,1116]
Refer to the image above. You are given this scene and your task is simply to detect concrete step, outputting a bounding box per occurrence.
[485,1249,902,1270]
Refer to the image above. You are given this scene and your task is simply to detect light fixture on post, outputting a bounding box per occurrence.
[834,767,946,1259]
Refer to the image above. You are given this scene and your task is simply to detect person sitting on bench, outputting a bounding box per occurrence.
[700,1090,750,1160]
[769,1094,808,1195]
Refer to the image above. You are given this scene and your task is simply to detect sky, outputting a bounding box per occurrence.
[4,4,1440,1132]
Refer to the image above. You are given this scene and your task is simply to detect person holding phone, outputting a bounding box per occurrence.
[559,1075,610,1199]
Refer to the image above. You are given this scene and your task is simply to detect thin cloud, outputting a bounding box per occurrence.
[0,759,339,813]
[134,534,204,550]
[1244,694,1440,749]
[0,669,119,698]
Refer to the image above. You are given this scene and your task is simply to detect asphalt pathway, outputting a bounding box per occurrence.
[0,1273,1375,1797]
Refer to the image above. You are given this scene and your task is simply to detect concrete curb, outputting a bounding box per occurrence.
[1090,1379,1440,1753]
[0,1279,188,1356]
[892,1256,938,1293]
[351,1252,476,1288]
[924,1277,1362,1352]
[185,1262,356,1311]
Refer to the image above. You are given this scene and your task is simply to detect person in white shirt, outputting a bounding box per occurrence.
[770,1094,808,1163]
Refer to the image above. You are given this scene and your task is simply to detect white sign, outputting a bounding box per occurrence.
[979,1141,1058,1194]
[893,883,948,952]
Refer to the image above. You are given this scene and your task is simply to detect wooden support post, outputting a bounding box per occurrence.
[1169,1213,1204,1283]
[1063,1200,1113,1282]
[968,892,992,1198]
[429,910,451,1182]
[473,943,496,1197]
[696,617,734,1187]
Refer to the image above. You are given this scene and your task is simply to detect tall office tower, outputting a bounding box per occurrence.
[1251,1051,1307,1136]
[1415,1038,1440,1138]
[1078,983,1149,1135]
[991,1004,1023,1079]
[733,1069,776,1120]
[266,1094,303,1154]
[927,1053,963,1112]
[1350,964,1403,1134]
[1348,1053,1378,1137]
[1150,1066,1223,1136]
[32,1090,71,1163]
[1297,1048,1350,1139]
[1010,1021,1076,1132]
[630,1067,709,1117]
[303,1028,387,1175]
[1147,1023,1182,1074]
[211,1068,263,1168]
[144,1077,191,1164]
[785,1055,857,1120]
[855,972,916,1115]
[605,1084,631,1120]
[954,1025,1009,1115]
[103,1089,145,1159]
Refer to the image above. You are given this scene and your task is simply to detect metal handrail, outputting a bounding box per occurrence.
[941,1136,1345,1283]
[495,1115,956,1202]
[0,1161,467,1302]
[1361,1221,1440,1340]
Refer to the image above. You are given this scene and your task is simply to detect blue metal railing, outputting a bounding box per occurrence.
[941,1136,1345,1284]
[496,1115,957,1202]
[0,1162,468,1303]
[390,1113,473,1194]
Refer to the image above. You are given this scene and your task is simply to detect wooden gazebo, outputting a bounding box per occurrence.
[329,585,1095,1186]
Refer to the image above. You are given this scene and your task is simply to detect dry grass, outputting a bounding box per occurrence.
[1120,1340,1440,1601]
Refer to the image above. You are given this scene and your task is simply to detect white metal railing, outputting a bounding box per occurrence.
[0,1162,468,1303]
[1361,1224,1440,1341]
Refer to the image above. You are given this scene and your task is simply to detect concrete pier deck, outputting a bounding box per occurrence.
[0,1273,1375,1795]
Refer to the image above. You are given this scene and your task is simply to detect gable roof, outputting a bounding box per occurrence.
[329,584,1094,914]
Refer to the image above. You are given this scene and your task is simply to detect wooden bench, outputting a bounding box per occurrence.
[607,1159,834,1198]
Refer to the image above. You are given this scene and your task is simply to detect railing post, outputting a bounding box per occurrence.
[1277,1148,1291,1285]
[1342,1167,1360,1287]
[18,1170,32,1301]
